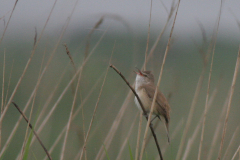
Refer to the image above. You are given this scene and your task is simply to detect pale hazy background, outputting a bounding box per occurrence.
[0,0,240,41]
[0,1,240,159]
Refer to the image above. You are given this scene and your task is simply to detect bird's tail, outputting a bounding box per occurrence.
[157,115,170,143]
[165,120,170,144]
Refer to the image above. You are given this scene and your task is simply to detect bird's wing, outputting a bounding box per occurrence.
[141,84,170,122]
[142,84,171,143]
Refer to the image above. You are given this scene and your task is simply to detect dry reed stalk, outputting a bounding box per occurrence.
[95,74,161,159]
[61,33,103,159]
[79,44,114,160]
[135,112,143,160]
[0,0,19,46]
[42,75,103,160]
[0,52,5,150]
[0,11,10,20]
[159,0,169,14]
[116,113,138,160]
[218,46,240,160]
[18,57,45,160]
[4,60,14,107]
[95,3,176,159]
[182,81,220,160]
[79,23,106,159]
[60,64,83,160]
[20,50,46,160]
[20,34,45,159]
[81,103,87,160]
[223,127,240,160]
[110,65,163,159]
[96,5,177,160]
[35,63,69,127]
[94,98,123,159]
[64,43,77,72]
[230,10,240,32]
[32,28,108,147]
[1,52,5,112]
[0,0,58,126]
[12,102,52,160]
[33,27,37,46]
[73,92,121,160]
[2,27,64,158]
[176,9,223,159]
[207,89,230,160]
[2,1,79,159]
[145,118,160,147]
[19,93,37,160]
[176,68,206,160]
[139,0,181,159]
[1,3,79,155]
[95,83,134,160]
[154,118,184,159]
[231,145,240,160]
[162,118,184,155]
[60,24,93,158]
[143,0,153,71]
[116,114,138,160]
[146,1,176,62]
[85,17,104,59]
[238,149,240,160]
[197,2,223,159]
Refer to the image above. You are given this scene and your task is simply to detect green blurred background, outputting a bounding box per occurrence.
[0,0,240,160]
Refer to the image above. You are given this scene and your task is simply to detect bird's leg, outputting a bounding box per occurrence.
[157,115,161,120]
[142,112,148,119]
[151,115,161,123]
[151,116,158,123]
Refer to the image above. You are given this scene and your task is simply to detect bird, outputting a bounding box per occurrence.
[134,69,170,142]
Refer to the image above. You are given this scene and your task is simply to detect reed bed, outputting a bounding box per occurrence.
[0,0,240,160]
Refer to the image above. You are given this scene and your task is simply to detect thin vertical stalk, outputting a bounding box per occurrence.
[0,52,5,150]
[0,0,58,126]
[116,113,138,160]
[95,3,176,159]
[60,65,82,160]
[231,145,240,160]
[32,28,108,148]
[79,62,111,160]
[207,89,230,160]
[197,1,222,158]
[143,0,153,71]
[223,127,239,160]
[139,0,181,159]
[176,67,206,160]
[20,51,46,160]
[0,2,74,155]
[79,43,115,160]
[12,102,52,160]
[135,112,143,160]
[4,60,14,107]
[146,0,176,62]
[182,81,220,160]
[42,75,103,160]
[218,46,240,160]
[0,0,19,46]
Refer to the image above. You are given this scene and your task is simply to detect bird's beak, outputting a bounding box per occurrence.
[134,68,143,76]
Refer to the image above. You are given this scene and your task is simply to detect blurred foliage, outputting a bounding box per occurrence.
[0,31,240,159]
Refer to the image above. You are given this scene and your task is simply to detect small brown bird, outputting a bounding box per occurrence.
[134,69,171,142]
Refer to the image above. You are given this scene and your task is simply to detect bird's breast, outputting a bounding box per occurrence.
[135,88,151,112]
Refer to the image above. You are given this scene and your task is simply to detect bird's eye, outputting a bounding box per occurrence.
[143,74,147,77]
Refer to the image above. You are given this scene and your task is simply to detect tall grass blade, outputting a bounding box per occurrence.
[218,45,240,160]
[140,0,181,159]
